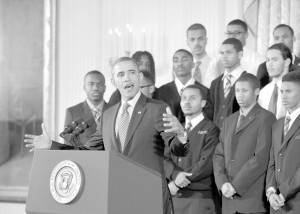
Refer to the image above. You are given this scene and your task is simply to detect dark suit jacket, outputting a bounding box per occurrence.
[64,100,110,145]
[86,94,174,214]
[157,81,213,123]
[257,56,300,88]
[210,74,242,128]
[266,114,300,214]
[213,104,276,213]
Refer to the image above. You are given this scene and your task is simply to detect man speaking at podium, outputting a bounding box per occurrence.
[25,57,189,214]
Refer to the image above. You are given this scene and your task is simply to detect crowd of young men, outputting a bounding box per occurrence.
[25,20,300,214]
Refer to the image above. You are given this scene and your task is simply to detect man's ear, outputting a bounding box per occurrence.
[149,85,155,94]
[284,57,291,68]
[200,100,207,108]
[238,51,243,60]
[111,78,116,88]
[254,88,260,96]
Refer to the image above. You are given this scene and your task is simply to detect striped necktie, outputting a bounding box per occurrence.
[224,74,232,98]
[185,122,193,133]
[284,115,291,136]
[193,61,202,83]
[118,102,130,152]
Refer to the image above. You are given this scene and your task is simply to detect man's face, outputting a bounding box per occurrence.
[226,24,248,46]
[235,81,258,109]
[266,49,286,78]
[137,55,151,72]
[220,44,242,70]
[173,51,194,78]
[180,88,206,117]
[187,29,207,57]
[84,73,106,103]
[140,75,154,98]
[273,27,295,51]
[111,61,141,101]
[281,81,300,113]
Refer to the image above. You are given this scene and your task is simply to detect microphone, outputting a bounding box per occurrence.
[59,118,84,138]
[71,117,95,137]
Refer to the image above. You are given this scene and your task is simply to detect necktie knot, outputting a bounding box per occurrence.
[185,122,192,133]
[236,114,245,130]
[92,107,101,120]
[224,74,233,98]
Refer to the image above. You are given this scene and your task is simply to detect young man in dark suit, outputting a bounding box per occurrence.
[64,70,110,145]
[257,24,300,88]
[213,73,276,214]
[164,84,219,214]
[25,57,190,214]
[266,71,300,213]
[210,38,245,128]
[157,49,213,123]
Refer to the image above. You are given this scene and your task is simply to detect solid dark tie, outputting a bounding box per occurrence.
[236,114,245,130]
[284,115,291,136]
[268,83,278,115]
[224,74,232,98]
[193,61,202,83]
[118,102,130,152]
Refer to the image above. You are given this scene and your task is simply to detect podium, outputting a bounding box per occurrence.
[26,150,163,214]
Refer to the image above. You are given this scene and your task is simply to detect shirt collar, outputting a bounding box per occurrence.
[239,102,256,117]
[194,52,210,64]
[222,65,244,84]
[86,99,104,111]
[185,112,204,130]
[121,91,141,109]
[286,106,300,121]
[174,77,195,94]
[271,79,282,88]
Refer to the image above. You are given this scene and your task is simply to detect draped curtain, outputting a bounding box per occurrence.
[243,0,300,57]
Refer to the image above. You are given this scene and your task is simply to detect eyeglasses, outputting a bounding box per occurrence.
[225,31,245,37]
[140,84,152,89]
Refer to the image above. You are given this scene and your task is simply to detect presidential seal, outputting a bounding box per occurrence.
[50,160,82,204]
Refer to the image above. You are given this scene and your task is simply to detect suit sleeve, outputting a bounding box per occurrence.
[203,89,213,120]
[256,62,269,89]
[189,126,219,182]
[63,108,74,145]
[83,129,104,150]
[231,114,276,196]
[266,124,277,191]
[213,120,229,190]
[279,166,300,201]
[163,145,182,181]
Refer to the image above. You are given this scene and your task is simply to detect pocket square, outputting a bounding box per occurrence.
[295,135,300,140]
[198,130,208,135]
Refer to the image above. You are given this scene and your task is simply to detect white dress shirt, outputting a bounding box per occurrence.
[222,65,245,88]
[174,77,196,95]
[258,80,286,119]
[185,112,204,131]
[285,107,300,131]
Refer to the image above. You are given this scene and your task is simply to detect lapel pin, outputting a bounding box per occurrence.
[138,111,141,114]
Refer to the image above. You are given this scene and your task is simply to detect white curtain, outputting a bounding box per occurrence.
[243,0,300,57]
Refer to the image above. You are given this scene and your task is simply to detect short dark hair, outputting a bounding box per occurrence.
[222,38,243,52]
[236,73,260,90]
[282,71,300,84]
[174,49,194,61]
[84,70,105,83]
[274,24,294,36]
[141,70,155,85]
[268,43,293,71]
[132,51,155,82]
[227,19,248,33]
[186,23,207,36]
[111,57,138,72]
[182,84,206,100]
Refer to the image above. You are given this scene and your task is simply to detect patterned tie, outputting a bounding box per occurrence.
[193,61,202,83]
[92,107,101,128]
[284,115,291,136]
[118,102,130,152]
[185,121,193,133]
[236,114,245,130]
[224,74,232,98]
[268,83,278,115]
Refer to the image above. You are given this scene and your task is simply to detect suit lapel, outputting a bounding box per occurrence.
[111,103,122,153]
[123,95,147,154]
[81,101,97,134]
[235,104,259,134]
[280,114,300,151]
